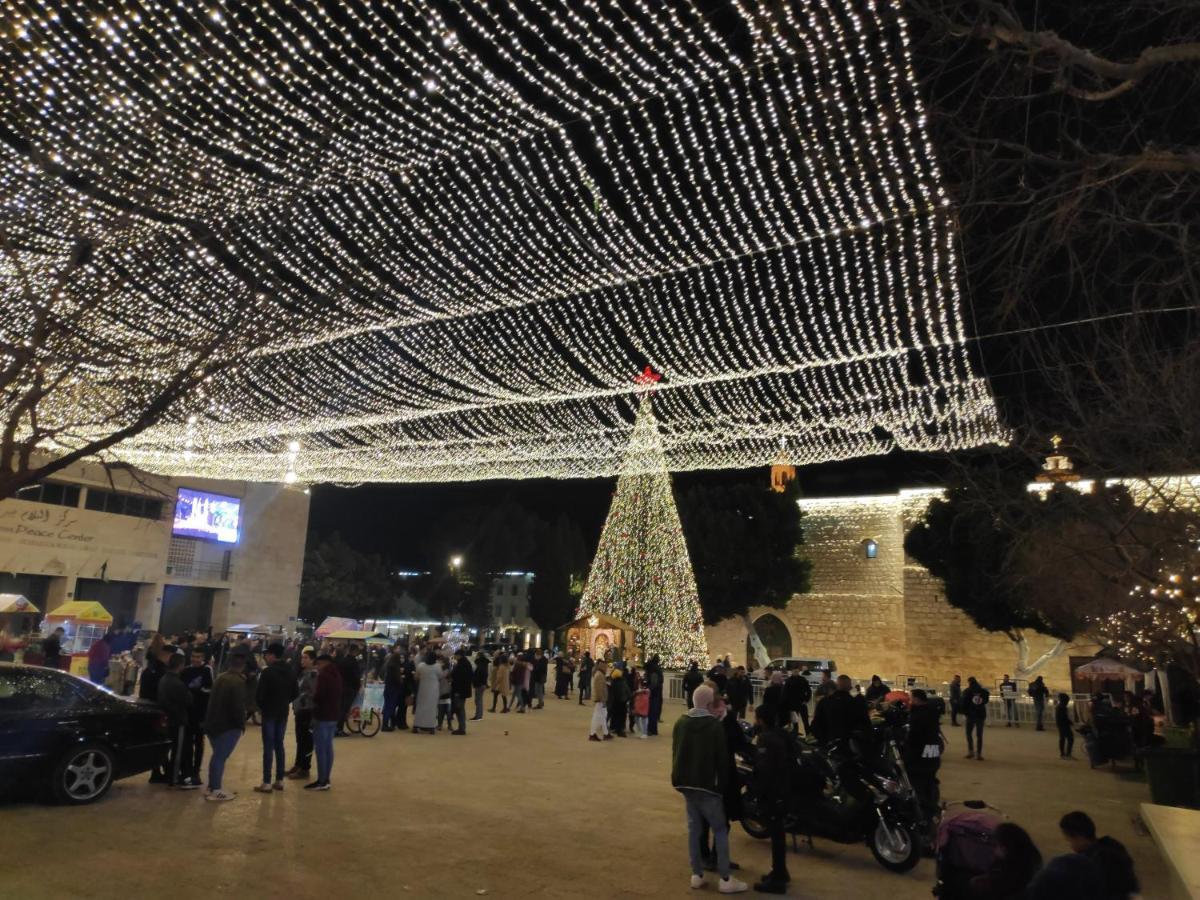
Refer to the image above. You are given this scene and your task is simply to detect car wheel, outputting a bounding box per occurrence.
[52,743,116,805]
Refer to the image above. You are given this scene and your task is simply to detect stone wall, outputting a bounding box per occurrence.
[705,486,1087,691]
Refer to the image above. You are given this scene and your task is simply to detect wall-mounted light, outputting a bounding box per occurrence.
[863,539,878,559]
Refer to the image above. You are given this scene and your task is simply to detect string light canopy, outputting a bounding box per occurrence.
[0,0,1002,485]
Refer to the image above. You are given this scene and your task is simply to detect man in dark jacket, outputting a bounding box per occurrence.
[578,652,594,705]
[308,654,343,790]
[904,689,943,822]
[532,649,548,709]
[961,676,990,760]
[450,649,474,734]
[472,651,490,720]
[682,661,704,709]
[382,646,406,732]
[811,675,871,745]
[335,647,362,736]
[607,667,631,737]
[181,647,213,787]
[203,654,247,801]
[255,643,298,792]
[781,668,812,734]
[948,674,963,726]
[644,655,664,734]
[751,704,792,894]
[1057,811,1139,900]
[1028,676,1050,731]
[42,627,65,670]
[671,684,746,893]
[157,652,196,788]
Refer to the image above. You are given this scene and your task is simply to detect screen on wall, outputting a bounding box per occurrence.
[172,488,241,544]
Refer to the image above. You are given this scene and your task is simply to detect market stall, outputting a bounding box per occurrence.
[42,601,113,676]
[315,616,361,639]
[0,594,40,661]
[323,630,391,736]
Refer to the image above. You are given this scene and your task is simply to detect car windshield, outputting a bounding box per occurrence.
[0,668,94,713]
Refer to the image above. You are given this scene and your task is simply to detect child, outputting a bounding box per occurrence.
[633,681,650,739]
[1055,692,1075,759]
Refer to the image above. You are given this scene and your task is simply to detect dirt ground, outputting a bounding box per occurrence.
[1,697,1168,899]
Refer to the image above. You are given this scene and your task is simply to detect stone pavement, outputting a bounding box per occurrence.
[0,699,1167,898]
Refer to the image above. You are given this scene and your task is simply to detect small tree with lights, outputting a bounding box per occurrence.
[576,371,709,669]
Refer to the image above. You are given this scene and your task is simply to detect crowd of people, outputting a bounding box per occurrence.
[667,662,1143,897]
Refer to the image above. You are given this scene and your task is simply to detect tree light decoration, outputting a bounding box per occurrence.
[1092,565,1200,677]
[0,1,1002,484]
[577,390,709,669]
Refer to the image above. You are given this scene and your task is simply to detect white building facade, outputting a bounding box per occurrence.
[0,460,309,634]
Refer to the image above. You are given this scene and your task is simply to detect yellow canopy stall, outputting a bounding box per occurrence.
[44,601,113,676]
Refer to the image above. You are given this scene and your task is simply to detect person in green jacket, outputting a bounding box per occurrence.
[203,653,247,802]
[671,683,748,894]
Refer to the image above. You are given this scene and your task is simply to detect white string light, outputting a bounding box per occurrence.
[1,0,1002,484]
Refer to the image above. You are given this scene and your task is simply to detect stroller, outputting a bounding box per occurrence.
[932,802,1002,899]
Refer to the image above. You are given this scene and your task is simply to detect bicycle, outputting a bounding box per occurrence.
[346,704,381,737]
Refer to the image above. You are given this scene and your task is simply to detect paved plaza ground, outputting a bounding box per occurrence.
[2,697,1167,899]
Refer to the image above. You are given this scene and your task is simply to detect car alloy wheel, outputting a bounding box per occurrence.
[57,746,114,804]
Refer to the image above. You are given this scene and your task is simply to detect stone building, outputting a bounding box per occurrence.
[704,486,1078,689]
[0,459,309,634]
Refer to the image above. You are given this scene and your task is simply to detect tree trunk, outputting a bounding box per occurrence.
[1011,629,1067,679]
[742,612,771,670]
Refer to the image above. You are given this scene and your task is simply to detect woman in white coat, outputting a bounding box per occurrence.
[412,651,441,734]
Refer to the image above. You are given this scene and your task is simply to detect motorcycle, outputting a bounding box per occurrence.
[737,727,924,874]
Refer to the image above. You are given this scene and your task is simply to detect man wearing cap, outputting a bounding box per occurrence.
[255,642,298,794]
[307,653,342,791]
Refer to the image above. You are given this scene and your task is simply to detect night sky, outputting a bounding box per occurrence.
[307,449,953,566]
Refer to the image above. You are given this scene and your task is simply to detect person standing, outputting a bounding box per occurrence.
[781,667,812,734]
[87,632,112,684]
[578,651,594,705]
[904,689,943,823]
[1000,674,1019,727]
[962,676,990,760]
[726,666,751,722]
[750,704,791,895]
[490,653,510,713]
[287,649,318,780]
[608,666,630,737]
[412,650,440,734]
[181,646,213,788]
[864,674,890,703]
[532,648,548,709]
[1029,676,1050,731]
[1055,693,1075,759]
[335,646,362,737]
[307,653,342,790]
[644,654,664,735]
[510,654,529,713]
[671,683,748,894]
[203,653,248,802]
[682,661,703,709]
[553,653,568,699]
[948,674,963,727]
[472,650,489,720]
[157,652,196,789]
[450,649,473,734]
[814,669,837,702]
[382,645,406,732]
[254,642,297,794]
[42,627,65,670]
[141,637,171,783]
[588,659,610,741]
[811,675,871,745]
[633,680,651,738]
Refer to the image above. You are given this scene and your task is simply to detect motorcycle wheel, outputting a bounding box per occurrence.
[737,786,771,840]
[870,819,921,873]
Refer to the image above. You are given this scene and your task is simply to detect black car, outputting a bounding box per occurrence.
[0,664,171,805]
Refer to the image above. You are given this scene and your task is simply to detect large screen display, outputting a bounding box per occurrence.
[172,488,241,544]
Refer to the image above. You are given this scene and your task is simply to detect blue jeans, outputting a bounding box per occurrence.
[382,684,399,728]
[684,792,730,878]
[207,729,241,791]
[314,720,336,783]
[261,717,287,783]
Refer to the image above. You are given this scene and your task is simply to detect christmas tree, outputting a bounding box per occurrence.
[577,385,710,669]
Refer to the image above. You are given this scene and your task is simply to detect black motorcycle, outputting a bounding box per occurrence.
[738,729,924,874]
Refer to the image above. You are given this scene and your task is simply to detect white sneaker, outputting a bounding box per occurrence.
[253,783,273,793]
[205,790,237,802]
[690,874,705,889]
[718,877,748,894]
[639,733,648,740]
